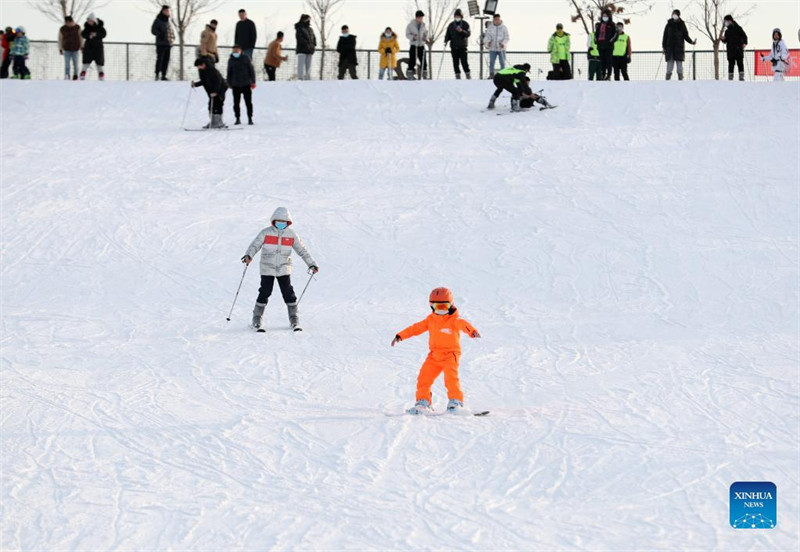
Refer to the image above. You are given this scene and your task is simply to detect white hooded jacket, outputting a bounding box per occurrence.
[245,207,317,277]
[406,20,429,47]
[484,23,509,51]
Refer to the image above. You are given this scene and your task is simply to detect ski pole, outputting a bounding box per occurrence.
[296,271,316,307]
[436,47,447,79]
[226,263,248,321]
[180,85,193,129]
[655,52,664,80]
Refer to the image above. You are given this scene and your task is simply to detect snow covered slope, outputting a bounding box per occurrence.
[2,79,799,551]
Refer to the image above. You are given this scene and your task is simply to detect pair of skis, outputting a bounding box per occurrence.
[253,325,302,333]
[385,409,490,417]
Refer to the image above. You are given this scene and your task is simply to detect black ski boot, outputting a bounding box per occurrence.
[252,302,266,331]
[288,302,301,331]
[235,117,241,125]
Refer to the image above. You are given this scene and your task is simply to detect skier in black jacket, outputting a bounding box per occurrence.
[444,9,471,79]
[721,15,748,81]
[594,9,617,80]
[336,25,358,79]
[486,63,530,112]
[662,9,696,80]
[80,14,106,80]
[227,45,256,125]
[151,5,172,80]
[235,9,257,60]
[192,57,228,129]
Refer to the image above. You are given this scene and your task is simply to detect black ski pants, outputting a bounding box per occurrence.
[408,45,427,74]
[338,61,358,79]
[491,73,521,100]
[257,275,297,305]
[599,48,613,79]
[728,55,744,74]
[207,92,225,115]
[264,64,276,81]
[0,55,10,78]
[450,47,470,75]
[613,57,629,81]
[232,86,253,119]
[155,45,171,78]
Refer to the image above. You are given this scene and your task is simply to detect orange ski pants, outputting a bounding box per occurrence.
[416,351,463,403]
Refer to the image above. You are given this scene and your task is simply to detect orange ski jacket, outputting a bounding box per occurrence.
[396,309,479,353]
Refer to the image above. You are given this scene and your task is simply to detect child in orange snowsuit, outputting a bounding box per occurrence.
[391,287,480,414]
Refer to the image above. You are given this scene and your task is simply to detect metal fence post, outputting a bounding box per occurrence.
[367,50,371,80]
[571,52,575,78]
[692,49,696,80]
[126,43,130,81]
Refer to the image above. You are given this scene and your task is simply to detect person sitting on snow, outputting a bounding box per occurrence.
[519,76,553,110]
[391,287,481,415]
[241,207,318,331]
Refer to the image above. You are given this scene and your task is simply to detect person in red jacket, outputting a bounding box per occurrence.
[392,287,481,415]
[1,27,13,79]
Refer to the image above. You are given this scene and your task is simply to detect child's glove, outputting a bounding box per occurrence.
[241,255,251,264]
[391,335,401,347]
[308,265,319,274]
[471,330,481,338]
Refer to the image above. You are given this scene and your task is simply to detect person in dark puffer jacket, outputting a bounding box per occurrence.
[721,14,748,81]
[192,57,228,129]
[662,9,696,80]
[80,13,106,80]
[295,14,317,80]
[227,45,256,125]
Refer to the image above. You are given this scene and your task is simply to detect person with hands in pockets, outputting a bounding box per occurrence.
[392,287,481,415]
[241,207,318,331]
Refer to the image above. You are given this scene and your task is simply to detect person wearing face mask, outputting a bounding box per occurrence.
[594,9,617,80]
[198,19,218,63]
[484,13,509,77]
[444,9,471,79]
[242,207,318,332]
[227,44,256,125]
[378,27,400,80]
[721,15,748,81]
[612,22,631,81]
[760,28,789,82]
[295,13,317,80]
[336,25,358,79]
[392,287,481,415]
[548,23,571,80]
[662,9,696,80]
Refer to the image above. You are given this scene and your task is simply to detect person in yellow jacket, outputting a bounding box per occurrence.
[198,19,218,62]
[547,23,571,79]
[612,22,631,81]
[392,287,481,415]
[378,27,400,80]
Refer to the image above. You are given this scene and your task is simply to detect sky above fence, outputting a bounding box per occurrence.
[3,0,798,53]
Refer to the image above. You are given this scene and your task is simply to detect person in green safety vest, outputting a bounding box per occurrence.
[587,32,601,81]
[612,22,632,81]
[547,23,572,79]
[486,63,531,112]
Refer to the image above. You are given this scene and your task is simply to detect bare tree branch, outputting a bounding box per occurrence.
[305,0,345,80]
[567,0,653,32]
[28,0,108,24]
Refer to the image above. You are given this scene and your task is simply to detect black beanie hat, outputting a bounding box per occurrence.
[454,9,462,17]
[673,9,681,17]
[415,10,424,17]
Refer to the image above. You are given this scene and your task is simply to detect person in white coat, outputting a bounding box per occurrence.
[242,207,318,330]
[483,13,509,77]
[761,28,789,81]
[405,10,429,79]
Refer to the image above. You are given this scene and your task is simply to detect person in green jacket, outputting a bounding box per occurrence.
[487,63,531,112]
[587,32,601,81]
[547,23,571,79]
[612,22,631,81]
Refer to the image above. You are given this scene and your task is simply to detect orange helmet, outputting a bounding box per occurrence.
[429,287,454,304]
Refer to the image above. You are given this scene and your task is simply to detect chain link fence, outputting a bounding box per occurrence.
[18,40,792,82]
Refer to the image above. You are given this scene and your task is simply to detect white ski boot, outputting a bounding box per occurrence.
[252,302,266,331]
[447,399,464,413]
[407,399,434,415]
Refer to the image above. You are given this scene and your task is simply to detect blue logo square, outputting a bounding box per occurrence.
[730,481,776,529]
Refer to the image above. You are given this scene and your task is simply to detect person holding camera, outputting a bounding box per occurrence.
[444,9,471,79]
[405,10,429,79]
[721,15,748,81]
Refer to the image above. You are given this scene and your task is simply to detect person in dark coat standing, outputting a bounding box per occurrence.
[594,9,617,80]
[80,13,106,80]
[662,9,696,80]
[1,27,14,79]
[336,25,358,79]
[151,5,173,80]
[58,16,82,80]
[235,9,257,61]
[192,57,228,129]
[444,9,471,79]
[721,15,748,81]
[227,45,256,125]
[295,14,317,80]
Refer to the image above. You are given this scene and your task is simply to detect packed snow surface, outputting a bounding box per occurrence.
[2,79,799,551]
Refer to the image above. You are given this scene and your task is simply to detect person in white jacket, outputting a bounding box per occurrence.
[761,28,789,81]
[483,13,509,77]
[405,10,429,79]
[242,207,318,330]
